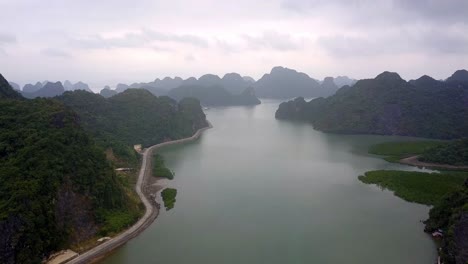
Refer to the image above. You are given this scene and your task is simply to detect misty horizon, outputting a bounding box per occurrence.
[1,0,467,88]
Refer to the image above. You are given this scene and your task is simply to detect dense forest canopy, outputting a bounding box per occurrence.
[56,89,208,148]
[0,95,136,263]
[0,74,22,100]
[420,139,468,166]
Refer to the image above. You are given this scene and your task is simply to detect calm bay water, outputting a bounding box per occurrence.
[102,100,437,264]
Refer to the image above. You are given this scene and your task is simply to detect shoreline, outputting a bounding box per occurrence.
[399,155,468,170]
[66,121,212,264]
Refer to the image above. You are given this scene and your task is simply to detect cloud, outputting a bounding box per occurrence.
[41,48,72,58]
[281,0,468,26]
[393,0,468,24]
[152,45,174,52]
[142,29,208,48]
[185,54,196,62]
[317,29,468,57]
[71,29,209,50]
[242,31,303,51]
[0,33,17,45]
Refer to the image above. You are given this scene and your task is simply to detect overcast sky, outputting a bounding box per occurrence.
[1,0,467,89]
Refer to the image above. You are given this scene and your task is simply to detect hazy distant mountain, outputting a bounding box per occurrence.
[8,82,20,91]
[116,83,129,93]
[409,75,440,87]
[86,69,356,101]
[221,73,253,94]
[100,86,117,98]
[320,77,340,95]
[154,77,184,90]
[254,66,324,99]
[63,80,74,91]
[22,81,65,98]
[139,86,169,96]
[333,76,357,88]
[196,74,222,87]
[276,70,468,139]
[129,82,145,89]
[446,69,468,82]
[168,85,260,106]
[243,76,255,83]
[22,82,43,93]
[73,81,92,92]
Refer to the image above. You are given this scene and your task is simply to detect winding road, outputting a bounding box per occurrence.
[67,123,212,264]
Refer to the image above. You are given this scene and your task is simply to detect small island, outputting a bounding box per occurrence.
[161,188,177,211]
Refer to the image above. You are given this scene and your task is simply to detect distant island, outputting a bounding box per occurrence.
[253,66,353,99]
[276,70,468,139]
[11,66,356,106]
[107,72,261,106]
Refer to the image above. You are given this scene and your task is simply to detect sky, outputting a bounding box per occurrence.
[0,0,467,90]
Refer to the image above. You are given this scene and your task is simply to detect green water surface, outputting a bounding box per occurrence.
[102,100,437,264]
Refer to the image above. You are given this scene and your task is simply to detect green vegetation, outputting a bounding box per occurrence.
[0,75,208,262]
[56,89,208,167]
[420,138,468,166]
[0,98,140,263]
[360,137,468,263]
[97,209,142,236]
[161,188,178,211]
[360,169,468,263]
[369,141,446,162]
[153,154,174,179]
[358,170,468,205]
[0,74,23,99]
[425,179,468,264]
[276,71,468,139]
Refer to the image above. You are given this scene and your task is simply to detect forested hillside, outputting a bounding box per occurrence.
[0,74,209,263]
[56,89,208,166]
[0,74,22,99]
[0,75,140,263]
[276,71,468,139]
[420,139,468,166]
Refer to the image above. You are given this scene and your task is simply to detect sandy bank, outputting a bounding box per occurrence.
[400,155,468,170]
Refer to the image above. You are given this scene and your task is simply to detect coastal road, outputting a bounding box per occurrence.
[67,123,211,264]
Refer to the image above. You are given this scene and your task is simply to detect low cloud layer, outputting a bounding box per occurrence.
[1,0,467,87]
[318,28,468,57]
[0,33,16,44]
[71,29,209,50]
